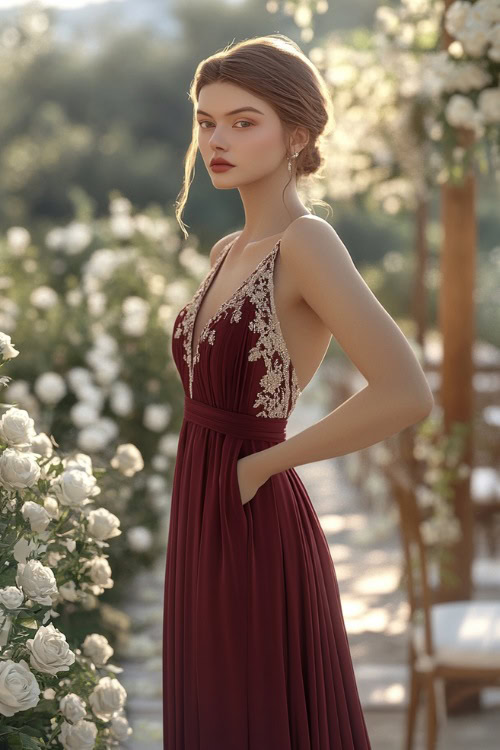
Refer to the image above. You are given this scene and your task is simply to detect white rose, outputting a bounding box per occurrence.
[444,0,469,38]
[142,404,171,433]
[77,424,110,452]
[109,381,133,417]
[478,87,500,124]
[110,442,144,476]
[461,26,490,57]
[0,659,40,716]
[0,586,24,609]
[52,469,97,507]
[88,676,126,721]
[59,719,97,750]
[13,537,42,564]
[30,432,54,458]
[43,496,60,519]
[46,550,64,567]
[59,692,87,723]
[127,525,153,552]
[59,581,79,602]
[16,560,58,606]
[83,557,113,590]
[0,332,19,360]
[445,94,476,128]
[30,285,58,311]
[21,501,51,534]
[87,508,121,540]
[79,591,98,610]
[0,407,36,448]
[6,227,30,255]
[64,452,93,474]
[110,713,133,740]
[26,623,75,675]
[0,448,41,490]
[489,22,500,47]
[82,633,114,667]
[34,371,67,405]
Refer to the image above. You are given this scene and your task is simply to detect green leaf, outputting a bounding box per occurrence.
[0,727,18,738]
[7,732,44,750]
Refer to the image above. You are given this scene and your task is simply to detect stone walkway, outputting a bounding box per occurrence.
[116,369,500,749]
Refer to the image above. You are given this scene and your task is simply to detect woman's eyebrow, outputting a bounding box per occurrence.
[196,106,264,117]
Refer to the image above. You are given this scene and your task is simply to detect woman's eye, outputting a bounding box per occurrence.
[198,120,253,129]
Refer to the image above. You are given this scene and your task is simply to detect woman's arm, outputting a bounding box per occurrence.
[254,216,434,481]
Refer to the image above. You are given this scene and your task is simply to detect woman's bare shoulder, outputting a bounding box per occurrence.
[209,230,241,267]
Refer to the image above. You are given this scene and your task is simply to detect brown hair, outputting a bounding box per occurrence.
[175,34,334,238]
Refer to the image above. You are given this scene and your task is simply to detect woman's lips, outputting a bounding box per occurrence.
[210,163,235,172]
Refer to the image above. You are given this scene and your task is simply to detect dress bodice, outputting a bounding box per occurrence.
[171,238,301,419]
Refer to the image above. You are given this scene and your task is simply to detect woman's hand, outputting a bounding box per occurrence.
[236,452,270,506]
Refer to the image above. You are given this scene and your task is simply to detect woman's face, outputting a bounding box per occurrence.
[196,81,289,186]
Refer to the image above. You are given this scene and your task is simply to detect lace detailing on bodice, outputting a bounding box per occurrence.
[173,239,302,418]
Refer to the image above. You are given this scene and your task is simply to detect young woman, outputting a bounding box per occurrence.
[164,34,433,749]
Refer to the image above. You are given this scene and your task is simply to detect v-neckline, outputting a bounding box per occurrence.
[189,236,281,371]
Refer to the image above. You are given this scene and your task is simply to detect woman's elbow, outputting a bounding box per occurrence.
[407,386,434,423]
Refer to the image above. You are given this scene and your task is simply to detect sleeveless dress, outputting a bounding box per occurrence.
[163,236,372,749]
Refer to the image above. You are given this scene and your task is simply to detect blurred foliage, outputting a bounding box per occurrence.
[0,192,215,600]
[0,1,498,265]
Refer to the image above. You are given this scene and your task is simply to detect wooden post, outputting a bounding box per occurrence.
[439,0,476,604]
[412,198,429,349]
[439,0,478,714]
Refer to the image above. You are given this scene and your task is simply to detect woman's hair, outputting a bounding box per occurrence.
[175,34,334,238]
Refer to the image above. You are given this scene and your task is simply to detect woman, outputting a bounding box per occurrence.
[164,34,433,749]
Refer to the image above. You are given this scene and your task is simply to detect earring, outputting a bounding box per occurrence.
[287,151,300,173]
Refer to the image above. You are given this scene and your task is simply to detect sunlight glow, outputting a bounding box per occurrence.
[0,0,123,9]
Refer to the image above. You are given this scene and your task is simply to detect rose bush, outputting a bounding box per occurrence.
[0,197,206,598]
[0,335,139,747]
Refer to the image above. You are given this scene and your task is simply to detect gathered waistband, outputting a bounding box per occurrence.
[183,396,287,442]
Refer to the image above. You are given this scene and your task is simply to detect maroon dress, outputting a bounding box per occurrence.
[163,237,372,749]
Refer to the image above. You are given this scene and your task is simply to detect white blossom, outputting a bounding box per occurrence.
[26,623,75,675]
[6,227,31,256]
[82,633,114,667]
[110,713,133,740]
[87,508,121,541]
[478,87,500,123]
[59,692,87,723]
[16,560,58,606]
[0,407,36,448]
[52,468,98,508]
[58,581,79,602]
[30,432,54,458]
[143,404,171,432]
[30,285,58,311]
[110,443,144,476]
[127,526,153,553]
[88,676,126,721]
[83,557,113,591]
[0,659,40,716]
[21,501,51,534]
[0,448,41,489]
[0,332,19,360]
[34,372,67,405]
[0,586,24,609]
[59,719,97,750]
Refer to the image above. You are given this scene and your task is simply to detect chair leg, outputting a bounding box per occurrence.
[425,672,437,750]
[406,664,421,750]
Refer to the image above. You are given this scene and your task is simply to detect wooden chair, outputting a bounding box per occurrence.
[387,464,500,750]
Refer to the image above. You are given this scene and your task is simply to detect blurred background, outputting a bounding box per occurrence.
[0,0,499,748]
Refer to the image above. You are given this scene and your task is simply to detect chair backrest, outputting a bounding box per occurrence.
[387,463,435,659]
